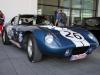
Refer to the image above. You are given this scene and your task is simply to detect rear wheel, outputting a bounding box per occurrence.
[26,34,42,62]
[2,29,10,45]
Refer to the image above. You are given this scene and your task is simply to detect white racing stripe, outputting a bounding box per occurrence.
[41,25,90,47]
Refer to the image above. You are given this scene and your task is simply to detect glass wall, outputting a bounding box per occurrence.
[38,5,58,15]
[82,0,94,9]
[38,0,58,15]
[38,0,98,26]
[72,0,81,8]
[60,0,70,8]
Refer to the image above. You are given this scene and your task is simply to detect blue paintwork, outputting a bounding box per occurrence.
[18,26,99,57]
[4,14,99,60]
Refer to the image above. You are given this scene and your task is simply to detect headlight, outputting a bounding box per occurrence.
[88,33,99,47]
[88,33,98,42]
[88,33,94,40]
[45,34,54,44]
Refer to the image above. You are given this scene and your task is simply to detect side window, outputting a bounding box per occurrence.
[11,16,19,25]
[14,16,19,25]
[11,17,15,25]
[19,16,36,25]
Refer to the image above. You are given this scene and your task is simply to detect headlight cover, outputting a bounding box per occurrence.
[45,34,54,44]
[88,33,99,47]
[88,33,97,42]
[88,33,94,40]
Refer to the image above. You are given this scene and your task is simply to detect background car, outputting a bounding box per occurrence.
[75,17,100,44]
[0,16,4,34]
[2,14,99,62]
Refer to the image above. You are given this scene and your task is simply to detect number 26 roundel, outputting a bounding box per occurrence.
[60,29,85,41]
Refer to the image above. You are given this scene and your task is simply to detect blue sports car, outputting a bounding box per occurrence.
[2,14,99,62]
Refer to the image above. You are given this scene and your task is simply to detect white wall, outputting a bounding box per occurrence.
[98,0,100,16]
[0,0,37,23]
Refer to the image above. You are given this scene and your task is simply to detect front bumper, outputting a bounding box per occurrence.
[42,43,97,58]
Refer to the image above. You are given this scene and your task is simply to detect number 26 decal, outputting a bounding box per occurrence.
[65,31,82,39]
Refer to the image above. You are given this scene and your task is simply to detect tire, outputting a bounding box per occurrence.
[22,35,28,50]
[2,29,10,45]
[26,34,42,62]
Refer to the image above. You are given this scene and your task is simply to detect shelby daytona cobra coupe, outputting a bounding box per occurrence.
[2,14,99,62]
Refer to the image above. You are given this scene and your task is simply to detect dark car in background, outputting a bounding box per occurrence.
[75,17,100,44]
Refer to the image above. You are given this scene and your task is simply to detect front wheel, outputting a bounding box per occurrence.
[26,34,42,62]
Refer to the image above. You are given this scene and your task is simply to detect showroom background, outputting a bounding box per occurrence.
[0,0,100,23]
[98,0,100,16]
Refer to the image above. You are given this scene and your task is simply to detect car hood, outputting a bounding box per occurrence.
[39,25,92,48]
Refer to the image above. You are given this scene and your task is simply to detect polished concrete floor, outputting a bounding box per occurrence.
[0,37,100,75]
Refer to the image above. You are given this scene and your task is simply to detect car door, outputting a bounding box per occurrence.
[10,16,20,42]
[6,17,17,40]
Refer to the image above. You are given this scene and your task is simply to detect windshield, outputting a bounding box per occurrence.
[19,15,35,25]
[18,15,52,26]
[36,16,52,25]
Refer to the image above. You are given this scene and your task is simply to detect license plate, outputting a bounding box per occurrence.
[70,53,87,61]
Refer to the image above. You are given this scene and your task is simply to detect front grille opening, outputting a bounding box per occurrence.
[72,47,89,55]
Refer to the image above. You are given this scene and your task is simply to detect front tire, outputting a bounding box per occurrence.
[2,29,10,45]
[26,34,42,62]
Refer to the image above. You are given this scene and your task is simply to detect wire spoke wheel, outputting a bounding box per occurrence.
[26,34,42,62]
[27,39,33,57]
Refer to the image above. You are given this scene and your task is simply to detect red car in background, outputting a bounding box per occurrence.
[0,18,4,34]
[0,25,2,34]
[0,10,4,34]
